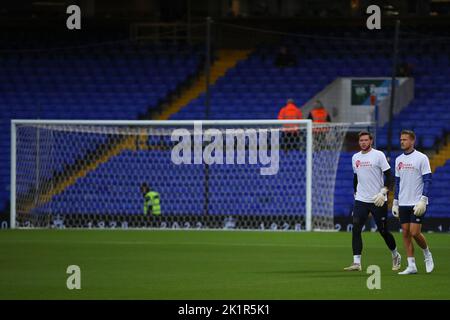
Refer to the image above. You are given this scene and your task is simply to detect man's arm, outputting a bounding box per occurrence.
[394,176,400,200]
[383,168,394,191]
[420,156,432,199]
[413,157,433,216]
[373,170,391,207]
[413,173,431,216]
[391,176,400,218]
[352,156,357,195]
[422,173,432,198]
[372,154,392,206]
[144,194,152,215]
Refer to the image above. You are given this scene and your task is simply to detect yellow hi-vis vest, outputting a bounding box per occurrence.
[144,191,161,215]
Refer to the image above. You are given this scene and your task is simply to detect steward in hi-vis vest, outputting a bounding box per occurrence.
[140,183,161,215]
[308,100,331,133]
[278,98,303,132]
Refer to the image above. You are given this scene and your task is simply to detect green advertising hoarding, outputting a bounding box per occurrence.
[351,79,394,105]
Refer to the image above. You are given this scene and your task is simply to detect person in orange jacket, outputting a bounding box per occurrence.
[278,99,302,122]
[278,99,302,151]
[308,100,332,138]
[308,100,331,123]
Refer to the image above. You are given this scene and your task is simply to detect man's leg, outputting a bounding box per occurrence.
[371,203,401,270]
[410,222,434,273]
[410,222,427,249]
[398,206,418,274]
[371,204,397,251]
[402,223,414,257]
[344,201,369,271]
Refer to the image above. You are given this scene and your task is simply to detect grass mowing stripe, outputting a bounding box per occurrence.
[0,230,449,299]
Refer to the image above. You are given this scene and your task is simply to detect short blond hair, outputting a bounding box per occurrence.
[401,129,416,140]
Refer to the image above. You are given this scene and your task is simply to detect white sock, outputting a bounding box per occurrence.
[422,247,431,257]
[407,257,416,268]
[391,248,399,257]
[353,255,361,265]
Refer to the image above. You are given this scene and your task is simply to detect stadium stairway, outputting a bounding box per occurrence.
[18,137,138,214]
[157,49,251,120]
[429,135,450,171]
[20,49,251,214]
[1,40,203,213]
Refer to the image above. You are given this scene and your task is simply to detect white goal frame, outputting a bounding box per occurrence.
[11,119,314,230]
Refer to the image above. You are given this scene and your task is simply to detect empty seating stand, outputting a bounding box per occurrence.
[0,34,203,211]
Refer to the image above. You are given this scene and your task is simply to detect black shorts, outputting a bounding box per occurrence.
[353,200,387,227]
[399,206,424,225]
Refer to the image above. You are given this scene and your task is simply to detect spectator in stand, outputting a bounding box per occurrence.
[275,46,297,68]
[397,62,413,77]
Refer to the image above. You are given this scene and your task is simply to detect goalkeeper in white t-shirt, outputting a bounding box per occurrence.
[344,131,401,271]
[393,130,434,275]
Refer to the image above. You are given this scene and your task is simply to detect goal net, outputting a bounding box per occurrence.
[11,120,349,231]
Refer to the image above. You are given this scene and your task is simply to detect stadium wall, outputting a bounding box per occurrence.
[5,214,448,232]
[301,77,412,124]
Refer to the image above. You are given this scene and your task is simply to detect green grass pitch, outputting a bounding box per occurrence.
[0,230,449,299]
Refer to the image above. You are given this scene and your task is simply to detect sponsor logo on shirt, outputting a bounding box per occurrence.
[355,160,372,168]
[397,162,414,171]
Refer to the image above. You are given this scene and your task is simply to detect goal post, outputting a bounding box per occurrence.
[11,119,349,231]
[10,120,17,229]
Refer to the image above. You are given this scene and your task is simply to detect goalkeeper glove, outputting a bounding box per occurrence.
[392,199,399,218]
[413,196,428,217]
[372,187,388,207]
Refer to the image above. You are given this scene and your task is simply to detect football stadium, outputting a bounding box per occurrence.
[1,1,450,302]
